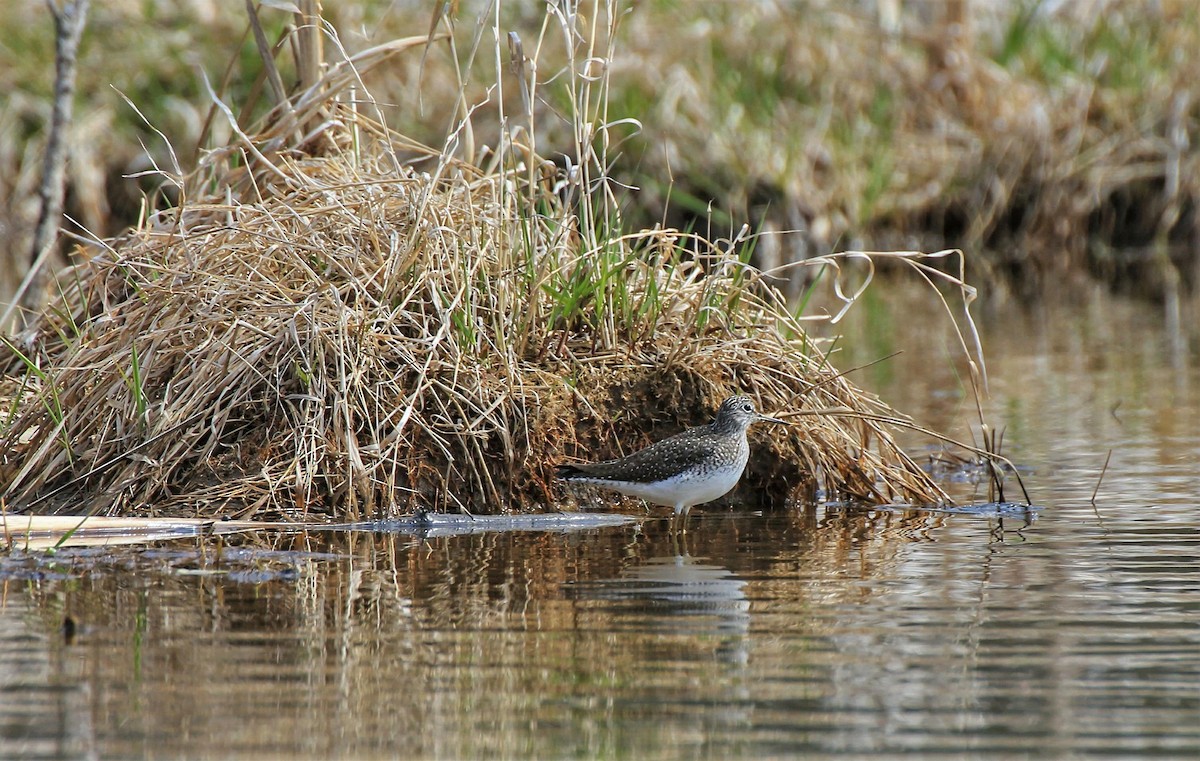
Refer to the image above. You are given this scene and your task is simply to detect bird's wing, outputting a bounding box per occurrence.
[564,432,720,482]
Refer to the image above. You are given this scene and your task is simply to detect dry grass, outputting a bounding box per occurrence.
[0,142,953,517]
[3,2,1197,305]
[0,2,970,519]
[589,1,1200,295]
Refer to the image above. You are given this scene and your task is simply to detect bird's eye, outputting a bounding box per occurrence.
[742,403,752,412]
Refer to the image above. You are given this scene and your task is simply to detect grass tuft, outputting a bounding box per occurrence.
[0,2,962,519]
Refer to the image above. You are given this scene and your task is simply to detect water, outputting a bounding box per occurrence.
[3,285,1199,759]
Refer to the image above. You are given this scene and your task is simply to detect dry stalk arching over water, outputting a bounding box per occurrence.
[0,4,976,520]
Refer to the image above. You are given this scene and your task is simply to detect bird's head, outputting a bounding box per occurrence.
[714,395,785,432]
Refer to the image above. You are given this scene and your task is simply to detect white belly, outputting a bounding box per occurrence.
[601,464,745,512]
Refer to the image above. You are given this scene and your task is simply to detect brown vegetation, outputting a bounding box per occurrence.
[5,1,1197,308]
[0,3,968,519]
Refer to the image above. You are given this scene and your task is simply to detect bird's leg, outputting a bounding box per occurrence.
[668,506,689,536]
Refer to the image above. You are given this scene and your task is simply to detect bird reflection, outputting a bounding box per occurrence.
[568,554,751,664]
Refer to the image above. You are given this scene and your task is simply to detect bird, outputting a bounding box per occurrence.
[556,395,785,516]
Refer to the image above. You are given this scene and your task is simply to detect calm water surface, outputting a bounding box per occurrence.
[3,286,1199,759]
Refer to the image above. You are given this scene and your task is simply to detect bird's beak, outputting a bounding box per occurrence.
[758,413,787,425]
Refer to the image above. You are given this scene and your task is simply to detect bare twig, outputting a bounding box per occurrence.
[6,0,90,334]
[1090,449,1112,505]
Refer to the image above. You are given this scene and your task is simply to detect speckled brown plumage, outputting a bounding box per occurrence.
[556,395,784,514]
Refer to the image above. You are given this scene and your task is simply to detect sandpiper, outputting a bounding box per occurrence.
[556,395,785,515]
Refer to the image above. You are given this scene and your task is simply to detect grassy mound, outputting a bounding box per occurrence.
[0,6,953,519]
